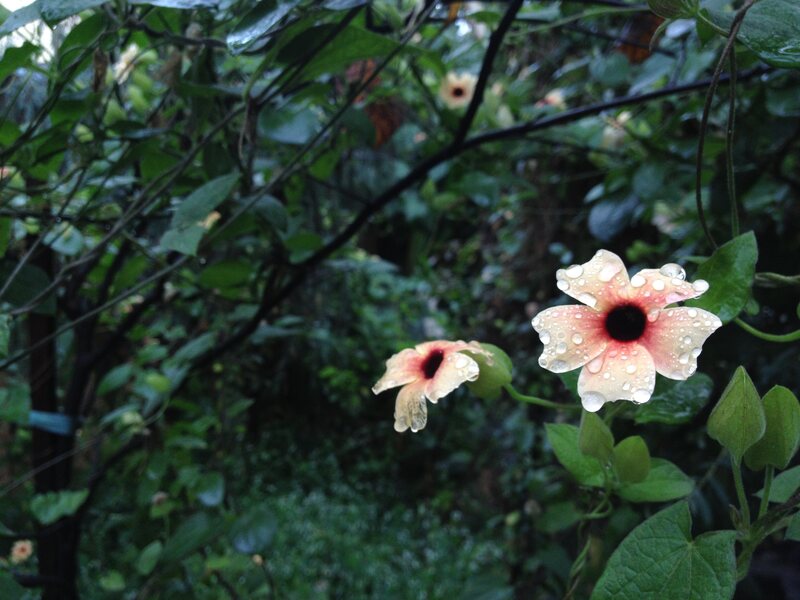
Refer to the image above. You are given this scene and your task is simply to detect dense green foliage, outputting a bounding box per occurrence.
[0,0,799,598]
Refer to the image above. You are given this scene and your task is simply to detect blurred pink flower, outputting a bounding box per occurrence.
[373,340,489,432]
[11,540,33,564]
[532,250,721,412]
[439,73,477,109]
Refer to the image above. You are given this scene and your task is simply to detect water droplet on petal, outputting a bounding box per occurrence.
[550,359,568,371]
[557,280,570,291]
[625,364,637,374]
[692,279,709,293]
[577,293,598,308]
[622,381,631,391]
[532,316,541,327]
[652,279,666,291]
[691,347,702,358]
[565,264,583,278]
[538,356,547,367]
[632,389,651,403]
[659,263,686,280]
[455,355,469,369]
[540,332,551,345]
[574,313,583,319]
[678,353,690,365]
[556,342,567,354]
[603,372,610,379]
[598,263,621,282]
[587,356,604,374]
[647,310,660,323]
[683,336,692,345]
[582,391,606,412]
[687,309,698,318]
[630,274,646,288]
[572,333,583,344]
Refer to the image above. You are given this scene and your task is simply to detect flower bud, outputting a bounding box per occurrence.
[463,343,513,400]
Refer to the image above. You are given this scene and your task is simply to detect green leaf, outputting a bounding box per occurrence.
[687,231,757,323]
[633,373,713,425]
[0,314,9,358]
[744,386,800,471]
[463,343,512,401]
[701,0,800,69]
[545,423,604,487]
[755,465,800,503]
[196,472,225,507]
[230,505,277,554]
[198,259,252,288]
[160,173,239,256]
[136,541,163,575]
[99,570,125,592]
[0,41,38,81]
[226,0,298,54]
[277,25,404,80]
[647,0,698,18]
[579,411,614,463]
[30,489,89,525]
[0,4,42,38]
[0,217,12,259]
[284,230,323,263]
[617,458,695,503]
[786,513,800,541]
[130,0,217,7]
[0,572,26,597]
[538,501,582,533]
[591,502,736,600]
[0,383,30,424]
[0,262,56,315]
[55,11,105,70]
[613,436,650,484]
[161,512,224,562]
[707,366,765,462]
[39,0,106,22]
[97,363,134,396]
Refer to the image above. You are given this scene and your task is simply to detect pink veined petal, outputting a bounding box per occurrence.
[555,249,630,312]
[531,305,608,373]
[577,342,657,412]
[414,339,477,356]
[641,306,722,380]
[394,381,427,433]
[627,267,710,311]
[425,351,480,403]
[372,348,422,395]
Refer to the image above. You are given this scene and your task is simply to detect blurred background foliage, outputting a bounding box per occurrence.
[0,0,798,597]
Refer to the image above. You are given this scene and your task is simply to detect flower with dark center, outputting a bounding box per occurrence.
[439,72,477,109]
[372,340,491,432]
[531,250,721,412]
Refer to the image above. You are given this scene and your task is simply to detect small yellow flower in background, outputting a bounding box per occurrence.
[373,340,491,432]
[536,89,566,110]
[531,249,720,412]
[439,72,477,109]
[10,540,33,564]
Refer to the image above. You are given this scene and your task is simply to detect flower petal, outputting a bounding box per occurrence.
[531,305,608,373]
[628,265,710,310]
[394,381,427,433]
[425,351,480,403]
[577,343,657,412]
[642,306,722,380]
[372,348,422,394]
[555,249,630,311]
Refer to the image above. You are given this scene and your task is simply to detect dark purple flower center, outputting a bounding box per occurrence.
[605,304,646,342]
[422,349,445,379]
[452,86,465,97]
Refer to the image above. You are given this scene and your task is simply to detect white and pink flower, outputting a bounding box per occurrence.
[439,72,477,109]
[373,340,490,432]
[532,249,721,412]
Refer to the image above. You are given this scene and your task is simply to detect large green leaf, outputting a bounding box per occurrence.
[30,489,89,525]
[160,173,239,256]
[707,366,765,463]
[161,512,224,562]
[701,0,800,69]
[0,41,38,81]
[687,231,757,323]
[634,373,713,425]
[613,436,650,484]
[0,262,56,315]
[592,502,737,600]
[579,411,614,463]
[0,572,26,597]
[226,0,299,55]
[135,541,163,576]
[545,423,604,487]
[755,465,800,502]
[617,458,694,503]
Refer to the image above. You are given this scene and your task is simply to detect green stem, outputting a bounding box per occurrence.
[726,46,739,238]
[734,318,800,343]
[503,384,580,411]
[758,465,774,520]
[732,457,750,531]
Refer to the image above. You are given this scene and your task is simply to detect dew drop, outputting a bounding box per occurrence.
[550,359,568,371]
[455,355,469,369]
[556,342,567,354]
[577,293,598,308]
[682,336,692,345]
[659,263,686,280]
[652,279,666,291]
[632,389,651,403]
[603,372,611,379]
[540,332,551,345]
[582,391,606,412]
[565,264,583,278]
[625,364,637,374]
[691,347,702,358]
[692,279,709,293]
[630,274,646,288]
[574,313,583,319]
[687,309,698,318]
[572,333,583,344]
[532,316,541,327]
[598,263,621,282]
[622,381,631,391]
[587,356,604,374]
[678,353,690,365]
[538,356,547,367]
[557,280,570,291]
[647,310,660,323]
